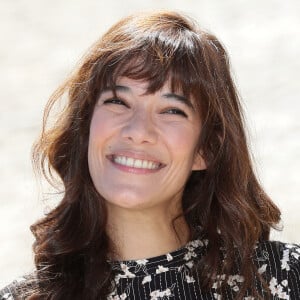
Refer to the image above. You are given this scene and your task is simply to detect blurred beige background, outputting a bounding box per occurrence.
[0,0,299,287]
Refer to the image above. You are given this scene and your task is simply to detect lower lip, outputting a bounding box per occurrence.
[108,158,163,174]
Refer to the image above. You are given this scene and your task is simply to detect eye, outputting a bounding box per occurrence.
[103,98,129,107]
[162,108,188,118]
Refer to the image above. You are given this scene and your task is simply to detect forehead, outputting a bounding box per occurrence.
[105,55,187,92]
[113,77,174,95]
[115,77,150,93]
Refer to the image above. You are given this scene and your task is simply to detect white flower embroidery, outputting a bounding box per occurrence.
[212,281,221,289]
[258,264,267,274]
[120,263,136,278]
[291,252,300,260]
[107,292,128,300]
[2,293,14,300]
[177,265,183,272]
[280,244,300,274]
[213,293,222,299]
[142,275,152,285]
[150,288,172,299]
[185,274,195,283]
[281,249,291,271]
[219,274,226,280]
[227,275,244,286]
[212,274,244,295]
[136,259,149,265]
[281,280,288,287]
[188,239,204,248]
[150,290,160,298]
[235,275,244,283]
[212,274,225,289]
[183,250,197,261]
[269,277,290,299]
[226,275,244,293]
[114,274,121,285]
[156,265,169,274]
[185,261,194,269]
[166,253,173,261]
[232,285,239,292]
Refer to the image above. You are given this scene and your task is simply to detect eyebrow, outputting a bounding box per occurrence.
[162,93,194,110]
[101,85,194,110]
[101,85,130,93]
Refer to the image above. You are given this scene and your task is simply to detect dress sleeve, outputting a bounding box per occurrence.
[0,274,37,300]
[255,241,300,299]
[0,280,17,300]
[287,244,300,299]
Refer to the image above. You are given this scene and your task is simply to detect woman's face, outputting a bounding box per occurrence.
[88,77,205,213]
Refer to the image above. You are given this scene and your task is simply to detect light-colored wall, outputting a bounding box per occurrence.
[1,0,299,287]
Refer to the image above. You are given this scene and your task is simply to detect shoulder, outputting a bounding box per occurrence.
[254,240,300,271]
[0,274,37,300]
[253,240,300,298]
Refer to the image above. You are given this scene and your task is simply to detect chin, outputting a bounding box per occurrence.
[105,194,156,211]
[107,202,151,211]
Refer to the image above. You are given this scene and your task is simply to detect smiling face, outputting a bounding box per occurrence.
[88,77,205,213]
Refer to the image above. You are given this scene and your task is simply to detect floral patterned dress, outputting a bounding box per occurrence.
[1,238,300,299]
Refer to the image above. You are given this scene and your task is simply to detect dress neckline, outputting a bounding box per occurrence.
[109,237,208,277]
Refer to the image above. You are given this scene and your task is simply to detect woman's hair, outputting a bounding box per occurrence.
[30,10,281,299]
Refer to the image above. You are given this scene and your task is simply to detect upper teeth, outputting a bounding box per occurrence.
[113,156,160,169]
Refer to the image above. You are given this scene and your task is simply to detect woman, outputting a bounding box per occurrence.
[1,10,299,300]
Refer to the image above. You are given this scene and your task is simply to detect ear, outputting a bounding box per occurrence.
[192,151,206,171]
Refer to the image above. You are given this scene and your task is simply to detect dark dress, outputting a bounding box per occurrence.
[1,238,300,299]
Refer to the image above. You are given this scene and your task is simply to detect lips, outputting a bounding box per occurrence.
[108,154,164,170]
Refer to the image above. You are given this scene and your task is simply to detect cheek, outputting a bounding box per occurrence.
[163,125,200,157]
[89,112,112,146]
[88,114,107,168]
[89,112,103,138]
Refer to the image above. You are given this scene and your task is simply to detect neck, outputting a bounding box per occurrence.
[106,206,190,261]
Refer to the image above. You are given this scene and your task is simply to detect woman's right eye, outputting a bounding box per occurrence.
[103,98,128,106]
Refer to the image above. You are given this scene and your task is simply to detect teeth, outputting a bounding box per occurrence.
[113,156,160,169]
[127,157,134,167]
[133,159,142,168]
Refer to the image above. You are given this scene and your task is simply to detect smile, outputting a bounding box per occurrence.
[111,155,162,170]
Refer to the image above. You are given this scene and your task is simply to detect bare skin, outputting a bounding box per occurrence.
[106,203,190,261]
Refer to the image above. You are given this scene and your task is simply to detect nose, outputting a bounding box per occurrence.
[121,109,157,144]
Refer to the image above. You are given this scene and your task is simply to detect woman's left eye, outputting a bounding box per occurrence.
[162,108,188,118]
[103,98,128,106]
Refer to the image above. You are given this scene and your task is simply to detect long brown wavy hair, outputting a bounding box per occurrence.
[30,11,281,299]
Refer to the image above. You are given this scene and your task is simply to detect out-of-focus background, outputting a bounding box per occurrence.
[0,0,299,287]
